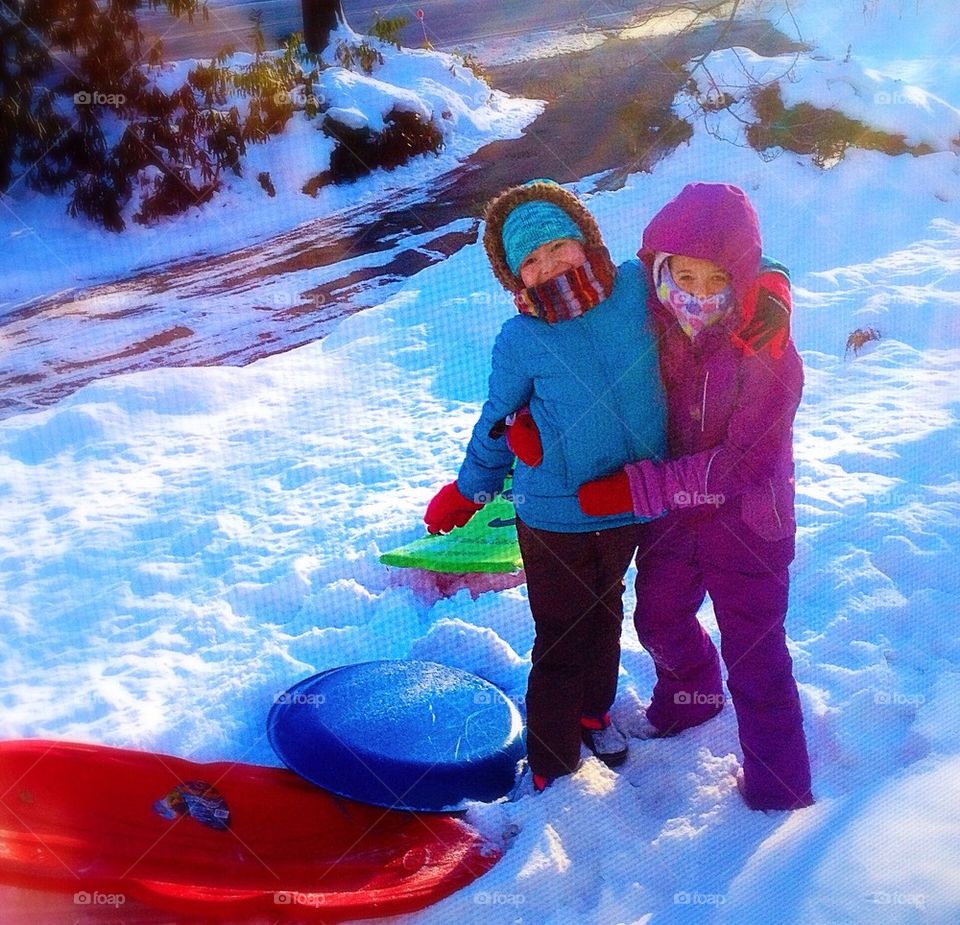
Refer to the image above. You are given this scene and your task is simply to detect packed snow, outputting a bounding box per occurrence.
[2,0,960,923]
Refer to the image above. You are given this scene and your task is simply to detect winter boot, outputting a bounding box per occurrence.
[532,773,552,793]
[580,713,628,767]
[509,762,556,800]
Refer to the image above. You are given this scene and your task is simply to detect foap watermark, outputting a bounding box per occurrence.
[868,489,921,509]
[868,890,926,910]
[874,691,925,707]
[275,890,327,908]
[74,891,126,907]
[675,691,724,707]
[674,890,726,906]
[691,86,738,111]
[273,87,327,109]
[673,490,725,508]
[274,690,326,706]
[74,90,126,107]
[473,489,525,507]
[474,890,525,906]
[873,91,916,107]
[266,289,327,311]
[473,691,494,705]
[468,290,514,309]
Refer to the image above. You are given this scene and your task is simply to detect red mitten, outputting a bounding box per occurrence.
[506,408,543,466]
[577,470,632,517]
[733,271,792,359]
[424,481,484,535]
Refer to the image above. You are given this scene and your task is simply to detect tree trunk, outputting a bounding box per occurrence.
[301,0,344,54]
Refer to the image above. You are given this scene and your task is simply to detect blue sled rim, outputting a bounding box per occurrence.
[267,660,525,812]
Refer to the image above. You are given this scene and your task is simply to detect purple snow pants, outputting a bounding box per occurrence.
[517,519,641,780]
[634,504,813,810]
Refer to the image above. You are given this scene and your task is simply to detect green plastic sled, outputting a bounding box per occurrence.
[380,478,522,574]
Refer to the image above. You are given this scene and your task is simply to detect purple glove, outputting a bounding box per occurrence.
[624,450,721,519]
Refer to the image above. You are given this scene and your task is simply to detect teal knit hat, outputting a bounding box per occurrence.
[501,200,585,275]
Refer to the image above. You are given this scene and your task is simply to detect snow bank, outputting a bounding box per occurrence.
[794,0,960,100]
[0,26,540,310]
[692,46,960,151]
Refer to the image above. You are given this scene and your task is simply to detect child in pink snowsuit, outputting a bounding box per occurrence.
[579,182,814,810]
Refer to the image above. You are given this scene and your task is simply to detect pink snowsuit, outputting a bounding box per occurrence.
[630,183,813,810]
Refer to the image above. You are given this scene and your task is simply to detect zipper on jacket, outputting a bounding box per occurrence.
[700,371,709,434]
[704,448,720,494]
[583,312,633,463]
[769,479,782,530]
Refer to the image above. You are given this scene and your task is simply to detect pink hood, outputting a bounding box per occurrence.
[639,182,762,307]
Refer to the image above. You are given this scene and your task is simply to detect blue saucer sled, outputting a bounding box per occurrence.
[268,660,525,811]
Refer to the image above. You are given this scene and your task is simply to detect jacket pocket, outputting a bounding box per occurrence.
[526,401,571,488]
[741,478,796,541]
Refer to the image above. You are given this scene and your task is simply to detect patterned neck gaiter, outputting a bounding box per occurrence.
[655,255,734,339]
[514,247,617,323]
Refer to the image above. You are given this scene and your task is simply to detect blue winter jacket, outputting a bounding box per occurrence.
[456,259,668,532]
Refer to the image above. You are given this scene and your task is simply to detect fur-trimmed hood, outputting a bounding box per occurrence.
[482,180,606,292]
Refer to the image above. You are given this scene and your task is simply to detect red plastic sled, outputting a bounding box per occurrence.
[0,739,500,921]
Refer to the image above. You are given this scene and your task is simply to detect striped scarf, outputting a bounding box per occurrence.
[514,247,616,323]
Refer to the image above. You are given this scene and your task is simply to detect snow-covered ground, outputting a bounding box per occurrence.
[2,0,960,922]
[0,22,540,311]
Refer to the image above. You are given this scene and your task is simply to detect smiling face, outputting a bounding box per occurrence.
[519,238,588,287]
[669,255,731,299]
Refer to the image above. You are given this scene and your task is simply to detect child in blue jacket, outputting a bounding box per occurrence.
[424,180,667,790]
